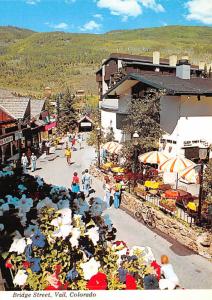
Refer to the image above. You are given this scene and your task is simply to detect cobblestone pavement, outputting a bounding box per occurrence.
[32,138,212,289]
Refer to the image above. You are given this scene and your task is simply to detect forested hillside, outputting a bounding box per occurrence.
[0,25,211,97]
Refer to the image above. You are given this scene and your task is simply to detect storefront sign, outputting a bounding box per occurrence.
[14,131,23,141]
[81,122,92,127]
[0,135,13,146]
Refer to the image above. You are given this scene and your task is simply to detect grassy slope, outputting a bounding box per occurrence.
[0,26,211,96]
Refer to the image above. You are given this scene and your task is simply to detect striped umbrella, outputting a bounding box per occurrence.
[178,164,200,184]
[102,142,123,154]
[138,151,169,165]
[159,157,195,173]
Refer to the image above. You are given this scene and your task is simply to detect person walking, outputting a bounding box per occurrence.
[71,172,80,194]
[78,134,82,150]
[159,255,179,290]
[45,140,51,155]
[103,176,111,208]
[82,169,92,197]
[65,147,72,165]
[71,136,76,150]
[113,180,122,209]
[21,153,28,174]
[30,153,37,172]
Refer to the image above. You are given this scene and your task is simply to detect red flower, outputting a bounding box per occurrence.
[23,261,31,269]
[45,282,69,291]
[87,273,107,290]
[151,261,161,280]
[125,274,137,290]
[5,259,13,269]
[55,265,62,276]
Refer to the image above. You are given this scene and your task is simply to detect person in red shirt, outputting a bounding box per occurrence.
[71,172,80,193]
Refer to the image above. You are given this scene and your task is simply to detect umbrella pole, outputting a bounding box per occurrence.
[176,172,178,189]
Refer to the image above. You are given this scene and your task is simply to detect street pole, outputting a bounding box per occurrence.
[97,127,101,168]
[197,162,204,223]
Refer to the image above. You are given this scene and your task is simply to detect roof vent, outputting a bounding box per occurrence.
[169,55,177,67]
[176,59,191,80]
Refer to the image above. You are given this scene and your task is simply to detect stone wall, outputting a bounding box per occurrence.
[90,164,212,259]
[121,192,212,259]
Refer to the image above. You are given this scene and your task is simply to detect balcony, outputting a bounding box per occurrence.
[100,98,119,111]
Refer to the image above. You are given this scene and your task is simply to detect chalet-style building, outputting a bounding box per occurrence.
[0,90,47,164]
[97,53,212,159]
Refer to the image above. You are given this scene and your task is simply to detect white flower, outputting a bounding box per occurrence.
[69,228,81,248]
[130,246,155,264]
[51,208,73,239]
[9,237,27,255]
[35,176,44,187]
[13,270,28,286]
[52,224,73,239]
[0,223,4,231]
[56,208,72,225]
[80,257,100,280]
[37,197,57,210]
[86,227,99,246]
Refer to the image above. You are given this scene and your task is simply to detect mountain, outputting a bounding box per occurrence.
[0,25,211,97]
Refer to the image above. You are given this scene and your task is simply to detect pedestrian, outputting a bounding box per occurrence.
[21,153,28,174]
[30,153,37,172]
[65,146,72,165]
[113,180,122,209]
[103,176,111,208]
[159,255,179,290]
[71,172,80,193]
[45,140,51,155]
[78,134,82,150]
[82,169,92,197]
[71,136,76,150]
[26,147,32,163]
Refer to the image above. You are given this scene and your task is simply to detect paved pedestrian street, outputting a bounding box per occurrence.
[31,139,212,289]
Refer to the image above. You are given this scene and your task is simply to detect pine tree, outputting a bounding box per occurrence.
[57,88,78,134]
[122,88,163,168]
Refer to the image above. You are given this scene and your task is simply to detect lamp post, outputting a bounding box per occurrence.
[96,127,101,168]
[133,131,139,188]
[198,148,208,223]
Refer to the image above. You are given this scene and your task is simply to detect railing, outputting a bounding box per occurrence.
[136,192,197,226]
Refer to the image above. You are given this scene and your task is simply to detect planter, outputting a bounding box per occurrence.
[159,200,176,213]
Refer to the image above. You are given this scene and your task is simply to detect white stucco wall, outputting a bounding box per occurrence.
[160,95,212,147]
[101,110,123,142]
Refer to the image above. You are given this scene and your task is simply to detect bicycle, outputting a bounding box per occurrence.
[134,205,156,229]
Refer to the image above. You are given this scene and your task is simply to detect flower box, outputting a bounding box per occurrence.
[159,199,176,213]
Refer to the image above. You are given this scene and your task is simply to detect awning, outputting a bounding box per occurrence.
[44,122,57,131]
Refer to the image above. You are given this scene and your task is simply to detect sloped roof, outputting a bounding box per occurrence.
[105,73,212,97]
[0,97,30,119]
[31,99,45,118]
[77,115,93,124]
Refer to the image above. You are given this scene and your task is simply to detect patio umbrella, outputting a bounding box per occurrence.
[138,151,169,165]
[159,156,196,188]
[159,157,195,173]
[102,142,123,154]
[178,164,200,184]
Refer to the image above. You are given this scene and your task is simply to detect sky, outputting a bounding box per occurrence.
[0,0,211,33]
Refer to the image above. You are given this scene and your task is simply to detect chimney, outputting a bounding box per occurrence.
[181,55,189,60]
[169,55,177,67]
[153,51,160,65]
[198,61,205,70]
[176,59,191,80]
